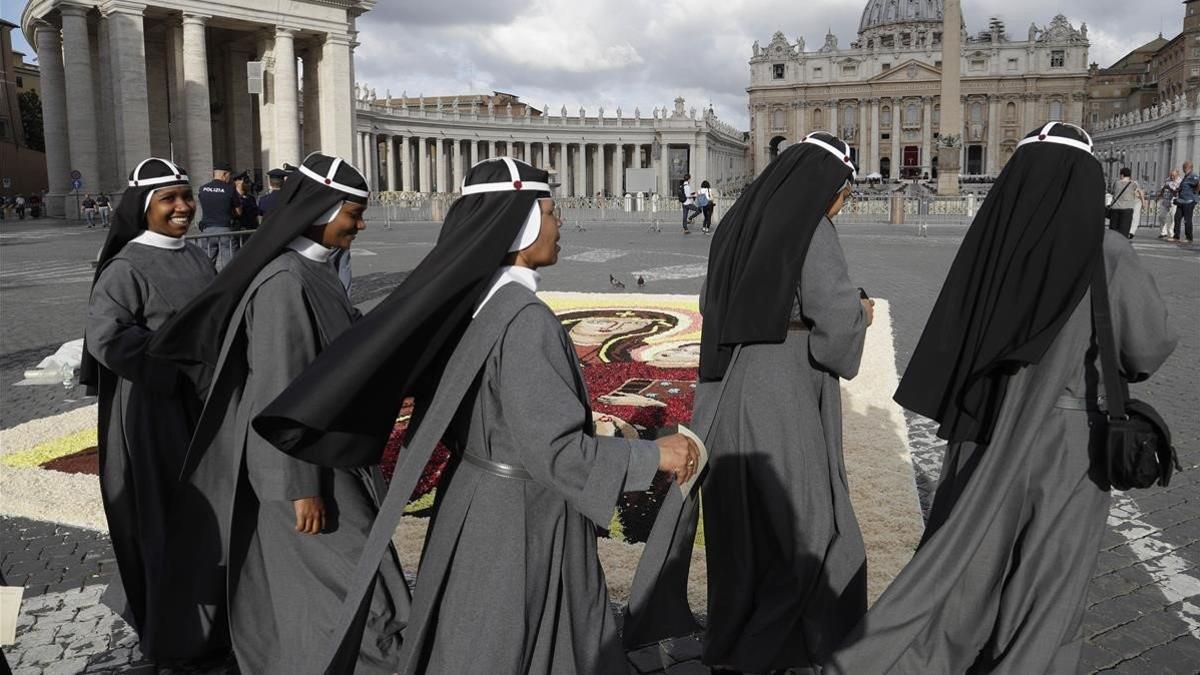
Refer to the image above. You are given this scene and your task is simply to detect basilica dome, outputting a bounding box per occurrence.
[859,0,943,35]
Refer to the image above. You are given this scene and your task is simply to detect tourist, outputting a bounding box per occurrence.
[148,153,406,673]
[698,179,715,233]
[251,157,699,674]
[1158,170,1181,238]
[14,194,25,219]
[82,193,97,228]
[1108,167,1144,238]
[827,123,1177,673]
[1172,161,1197,243]
[97,192,112,227]
[80,158,217,662]
[680,172,700,233]
[628,133,873,672]
[196,161,243,270]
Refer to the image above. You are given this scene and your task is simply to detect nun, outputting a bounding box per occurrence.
[622,133,873,672]
[252,157,698,674]
[827,123,1177,673]
[81,158,216,660]
[147,153,406,673]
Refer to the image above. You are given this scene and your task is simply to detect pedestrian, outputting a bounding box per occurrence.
[232,171,261,230]
[197,161,243,271]
[1172,161,1197,243]
[679,173,700,233]
[0,195,8,219]
[1107,167,1144,238]
[257,168,289,220]
[628,133,872,671]
[698,179,715,233]
[252,157,699,674]
[14,194,25,219]
[80,158,218,662]
[148,152,405,674]
[1157,170,1180,238]
[82,193,97,228]
[97,192,112,227]
[827,123,1177,674]
[29,192,42,218]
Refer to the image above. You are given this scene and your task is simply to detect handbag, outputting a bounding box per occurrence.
[697,192,709,208]
[1090,258,1179,490]
[1105,182,1131,221]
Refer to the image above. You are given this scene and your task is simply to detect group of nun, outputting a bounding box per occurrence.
[83,120,1175,675]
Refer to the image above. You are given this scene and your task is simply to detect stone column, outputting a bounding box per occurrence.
[400,136,412,191]
[256,32,274,170]
[986,96,1000,175]
[556,142,566,182]
[94,12,116,191]
[590,144,604,198]
[418,138,431,193]
[227,48,255,172]
[869,98,880,174]
[468,138,479,168]
[858,103,869,170]
[318,33,355,162]
[182,14,213,190]
[370,134,381,192]
[434,139,447,193]
[539,141,549,169]
[656,141,669,195]
[302,47,321,155]
[686,142,698,185]
[921,97,933,176]
[615,144,626,194]
[60,4,100,192]
[890,98,901,178]
[34,22,71,213]
[453,139,465,192]
[273,27,300,166]
[937,0,963,194]
[383,136,396,192]
[572,144,585,197]
[487,140,496,159]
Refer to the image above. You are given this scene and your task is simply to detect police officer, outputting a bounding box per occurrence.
[197,161,242,270]
[257,167,289,219]
[232,171,261,230]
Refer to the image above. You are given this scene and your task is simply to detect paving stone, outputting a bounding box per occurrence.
[659,635,703,664]
[1079,640,1123,670]
[44,656,89,675]
[55,616,99,641]
[14,626,58,648]
[63,630,111,658]
[627,644,666,673]
[18,642,64,666]
[664,661,709,674]
[1134,635,1200,674]
[73,602,111,623]
[85,647,132,670]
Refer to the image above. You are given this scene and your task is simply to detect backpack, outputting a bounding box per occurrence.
[677,183,687,203]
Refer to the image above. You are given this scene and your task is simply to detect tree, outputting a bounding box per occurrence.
[19,90,44,152]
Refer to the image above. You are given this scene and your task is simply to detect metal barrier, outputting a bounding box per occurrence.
[185,229,257,272]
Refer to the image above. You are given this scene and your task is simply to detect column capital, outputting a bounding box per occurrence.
[181,12,210,26]
[98,0,146,17]
[275,25,297,38]
[33,19,60,39]
[324,31,353,46]
[58,3,91,19]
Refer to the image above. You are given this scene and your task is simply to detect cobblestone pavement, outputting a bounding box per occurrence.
[2,216,1197,672]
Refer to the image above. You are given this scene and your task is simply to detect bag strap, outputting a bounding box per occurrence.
[1090,255,1128,420]
[1111,181,1131,207]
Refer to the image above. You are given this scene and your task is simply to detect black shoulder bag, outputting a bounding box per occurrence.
[1091,259,1180,490]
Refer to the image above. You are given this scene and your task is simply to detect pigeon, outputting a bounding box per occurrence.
[609,274,625,290]
[637,275,645,289]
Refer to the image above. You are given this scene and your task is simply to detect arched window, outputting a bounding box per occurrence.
[842,105,857,129]
[970,102,983,123]
[905,102,919,125]
[772,109,786,129]
[881,106,892,127]
[1006,101,1017,121]
[1049,99,1064,120]
[813,108,824,127]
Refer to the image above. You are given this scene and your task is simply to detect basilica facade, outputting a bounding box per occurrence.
[747,0,1091,179]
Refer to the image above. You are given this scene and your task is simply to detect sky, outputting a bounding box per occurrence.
[3,0,1180,129]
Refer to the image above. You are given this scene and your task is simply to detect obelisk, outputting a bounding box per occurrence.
[937,0,963,195]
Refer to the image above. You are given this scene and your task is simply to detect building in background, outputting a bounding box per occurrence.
[747,0,1090,179]
[19,0,370,216]
[1,18,48,198]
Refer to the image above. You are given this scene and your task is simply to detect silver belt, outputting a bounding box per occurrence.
[461,452,533,480]
[1054,394,1106,412]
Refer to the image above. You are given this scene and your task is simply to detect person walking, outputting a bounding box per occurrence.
[827,122,1176,674]
[679,173,700,234]
[1172,161,1197,243]
[82,193,98,228]
[14,194,25,219]
[197,161,243,271]
[698,180,715,234]
[97,193,112,227]
[1107,168,1143,239]
[1158,170,1180,239]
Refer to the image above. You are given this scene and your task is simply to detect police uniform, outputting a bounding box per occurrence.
[198,162,239,270]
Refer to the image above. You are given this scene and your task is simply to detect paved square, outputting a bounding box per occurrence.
[2,216,1197,673]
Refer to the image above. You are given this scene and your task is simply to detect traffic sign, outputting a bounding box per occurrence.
[1,177,10,189]
[70,169,82,180]
[72,178,83,191]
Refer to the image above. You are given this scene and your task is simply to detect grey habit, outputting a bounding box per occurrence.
[86,238,214,651]
[169,249,405,674]
[396,283,661,674]
[698,217,869,671]
[827,230,1177,673]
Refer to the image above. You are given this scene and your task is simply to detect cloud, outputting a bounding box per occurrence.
[351,0,1179,129]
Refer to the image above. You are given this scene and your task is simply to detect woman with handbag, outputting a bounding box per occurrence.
[698,180,715,233]
[827,123,1177,674]
[1108,167,1145,239]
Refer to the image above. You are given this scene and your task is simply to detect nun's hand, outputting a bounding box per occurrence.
[656,434,699,485]
[861,298,876,327]
[293,496,326,535]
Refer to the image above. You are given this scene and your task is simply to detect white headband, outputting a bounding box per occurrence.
[461,156,552,195]
[316,201,345,226]
[298,152,370,199]
[509,199,550,252]
[1015,122,1094,155]
[800,132,858,180]
[128,157,189,188]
